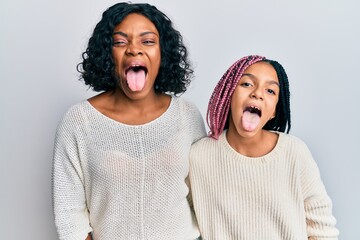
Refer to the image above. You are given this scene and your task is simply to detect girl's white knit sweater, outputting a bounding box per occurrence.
[52,97,206,240]
[189,131,339,240]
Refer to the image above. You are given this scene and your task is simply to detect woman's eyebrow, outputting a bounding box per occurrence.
[113,31,128,38]
[112,31,159,38]
[140,31,158,37]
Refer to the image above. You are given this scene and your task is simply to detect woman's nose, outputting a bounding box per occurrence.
[126,42,143,56]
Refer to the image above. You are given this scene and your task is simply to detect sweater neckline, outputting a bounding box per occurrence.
[83,96,176,127]
[220,130,285,164]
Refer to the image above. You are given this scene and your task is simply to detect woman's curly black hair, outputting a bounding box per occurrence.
[77,2,193,95]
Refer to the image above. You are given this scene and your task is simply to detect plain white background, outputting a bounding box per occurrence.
[1,0,359,239]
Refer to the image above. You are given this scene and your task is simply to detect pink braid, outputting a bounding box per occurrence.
[207,55,266,139]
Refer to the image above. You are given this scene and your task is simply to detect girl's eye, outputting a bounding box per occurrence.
[267,89,276,95]
[240,82,252,87]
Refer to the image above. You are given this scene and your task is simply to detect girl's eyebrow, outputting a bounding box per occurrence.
[242,73,279,87]
[242,73,254,79]
[268,80,280,87]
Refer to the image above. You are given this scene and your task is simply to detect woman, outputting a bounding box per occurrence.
[52,3,205,240]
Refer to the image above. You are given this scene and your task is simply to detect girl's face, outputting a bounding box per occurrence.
[229,61,279,137]
[112,13,161,100]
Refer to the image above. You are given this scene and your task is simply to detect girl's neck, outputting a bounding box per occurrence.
[226,128,279,158]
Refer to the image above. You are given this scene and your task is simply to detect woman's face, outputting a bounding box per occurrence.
[229,61,280,138]
[112,13,161,100]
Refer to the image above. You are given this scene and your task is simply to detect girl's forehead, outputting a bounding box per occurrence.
[244,61,274,73]
[241,62,278,83]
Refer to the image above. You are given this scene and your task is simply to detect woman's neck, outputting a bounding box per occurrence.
[88,89,171,125]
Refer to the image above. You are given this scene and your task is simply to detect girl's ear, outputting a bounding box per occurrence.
[270,111,276,120]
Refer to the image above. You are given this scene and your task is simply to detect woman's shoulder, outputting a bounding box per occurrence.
[172,96,204,124]
[61,101,89,122]
[56,100,91,133]
[173,96,201,113]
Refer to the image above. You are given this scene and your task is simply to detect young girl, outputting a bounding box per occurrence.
[52,3,205,240]
[189,55,339,239]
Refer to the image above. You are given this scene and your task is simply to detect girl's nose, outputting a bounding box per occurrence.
[250,88,263,100]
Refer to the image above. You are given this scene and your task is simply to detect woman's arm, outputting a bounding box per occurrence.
[52,111,93,239]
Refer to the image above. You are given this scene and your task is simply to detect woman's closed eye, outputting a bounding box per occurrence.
[142,39,156,45]
[113,39,127,46]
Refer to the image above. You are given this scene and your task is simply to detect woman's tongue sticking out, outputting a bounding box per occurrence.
[126,66,146,91]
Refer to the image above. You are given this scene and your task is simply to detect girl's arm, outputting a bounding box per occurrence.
[300,143,339,239]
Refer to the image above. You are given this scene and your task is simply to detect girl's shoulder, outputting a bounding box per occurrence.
[275,132,313,160]
[190,133,225,155]
[277,132,309,149]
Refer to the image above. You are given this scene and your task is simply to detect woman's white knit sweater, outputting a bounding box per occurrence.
[189,131,339,240]
[52,97,206,240]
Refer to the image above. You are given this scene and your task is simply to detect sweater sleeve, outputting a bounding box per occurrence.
[299,141,339,239]
[185,175,194,209]
[185,99,206,144]
[52,111,93,240]
[182,98,206,208]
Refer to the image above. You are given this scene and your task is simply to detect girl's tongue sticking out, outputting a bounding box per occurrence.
[242,106,261,131]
